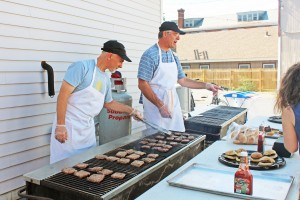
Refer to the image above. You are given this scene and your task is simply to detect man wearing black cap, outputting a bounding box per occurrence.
[138,21,221,133]
[50,40,142,164]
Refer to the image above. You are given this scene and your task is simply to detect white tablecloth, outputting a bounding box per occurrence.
[137,116,300,200]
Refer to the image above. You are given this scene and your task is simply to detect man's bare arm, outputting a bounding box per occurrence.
[56,81,75,125]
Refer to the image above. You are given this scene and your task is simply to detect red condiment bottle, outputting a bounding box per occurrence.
[234,151,253,195]
[257,132,264,153]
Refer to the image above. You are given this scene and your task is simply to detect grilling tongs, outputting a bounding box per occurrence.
[140,118,172,136]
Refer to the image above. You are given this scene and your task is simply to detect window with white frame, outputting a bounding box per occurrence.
[237,11,266,22]
[181,64,191,69]
[239,64,250,69]
[263,64,275,69]
[199,64,209,69]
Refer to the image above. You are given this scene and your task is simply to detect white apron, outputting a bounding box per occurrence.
[143,43,185,132]
[50,66,105,164]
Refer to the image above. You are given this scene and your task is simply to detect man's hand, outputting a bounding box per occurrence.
[55,125,68,143]
[130,109,143,121]
[159,105,172,118]
[206,83,223,95]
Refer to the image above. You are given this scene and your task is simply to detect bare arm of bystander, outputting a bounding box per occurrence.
[282,106,298,153]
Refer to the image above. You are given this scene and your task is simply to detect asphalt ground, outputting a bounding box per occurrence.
[191,89,279,121]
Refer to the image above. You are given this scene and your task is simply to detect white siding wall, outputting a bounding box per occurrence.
[0,0,162,197]
[280,0,300,77]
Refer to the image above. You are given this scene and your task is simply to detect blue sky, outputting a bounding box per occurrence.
[163,0,278,21]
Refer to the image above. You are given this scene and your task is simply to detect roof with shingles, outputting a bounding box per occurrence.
[176,25,278,63]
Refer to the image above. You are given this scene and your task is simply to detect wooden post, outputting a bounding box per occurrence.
[259,69,262,92]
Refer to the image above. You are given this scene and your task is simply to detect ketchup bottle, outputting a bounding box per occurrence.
[234,151,253,195]
[257,132,264,153]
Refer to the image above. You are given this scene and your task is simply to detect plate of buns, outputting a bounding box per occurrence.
[218,149,286,170]
[228,127,259,145]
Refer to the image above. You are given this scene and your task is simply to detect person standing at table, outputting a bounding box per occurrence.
[137,21,222,133]
[50,40,142,164]
[275,62,300,154]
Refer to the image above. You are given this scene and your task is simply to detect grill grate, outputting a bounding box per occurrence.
[184,106,247,140]
[199,106,246,121]
[42,132,201,199]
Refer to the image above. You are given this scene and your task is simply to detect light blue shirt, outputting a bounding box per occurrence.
[64,59,113,103]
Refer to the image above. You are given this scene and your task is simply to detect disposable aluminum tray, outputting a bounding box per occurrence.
[167,163,294,200]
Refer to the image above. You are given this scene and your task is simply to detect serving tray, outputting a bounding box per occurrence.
[264,129,283,139]
[167,163,293,200]
[268,116,282,124]
[218,151,286,170]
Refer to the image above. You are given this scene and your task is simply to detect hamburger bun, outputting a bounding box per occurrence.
[238,133,247,144]
[224,155,236,160]
[250,157,261,163]
[250,152,263,163]
[264,150,277,158]
[251,152,263,159]
[257,162,273,167]
[235,148,246,153]
[264,149,276,155]
[247,136,256,144]
[257,156,275,167]
[259,156,275,163]
[225,150,237,156]
[266,131,275,136]
[233,140,240,144]
[268,153,278,159]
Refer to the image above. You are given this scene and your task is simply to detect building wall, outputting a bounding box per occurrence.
[280,0,300,78]
[0,0,161,198]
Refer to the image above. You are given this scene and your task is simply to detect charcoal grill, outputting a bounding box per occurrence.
[185,106,247,145]
[22,130,205,200]
[200,106,246,121]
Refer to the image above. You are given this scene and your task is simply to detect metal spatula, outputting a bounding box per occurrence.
[140,119,172,136]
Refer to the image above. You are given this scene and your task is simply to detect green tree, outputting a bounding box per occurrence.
[236,79,257,91]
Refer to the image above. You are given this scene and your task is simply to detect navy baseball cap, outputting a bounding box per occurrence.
[101,40,132,62]
[159,21,186,35]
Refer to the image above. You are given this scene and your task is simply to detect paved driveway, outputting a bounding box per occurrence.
[191,89,279,121]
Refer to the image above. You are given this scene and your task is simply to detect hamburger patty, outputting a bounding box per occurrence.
[116,151,128,158]
[95,154,107,160]
[74,170,90,179]
[131,160,145,167]
[106,156,120,162]
[125,149,136,154]
[111,172,126,180]
[87,166,103,172]
[87,174,105,183]
[117,158,131,164]
[99,169,113,175]
[126,153,141,160]
[142,157,155,163]
[74,163,89,169]
[62,167,77,175]
[147,153,159,158]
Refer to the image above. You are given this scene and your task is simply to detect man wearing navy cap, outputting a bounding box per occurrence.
[50,40,142,164]
[138,21,221,133]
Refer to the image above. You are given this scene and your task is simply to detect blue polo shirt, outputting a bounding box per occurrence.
[137,44,186,103]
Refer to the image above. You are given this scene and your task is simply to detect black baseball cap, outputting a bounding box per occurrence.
[159,21,186,35]
[101,40,132,62]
